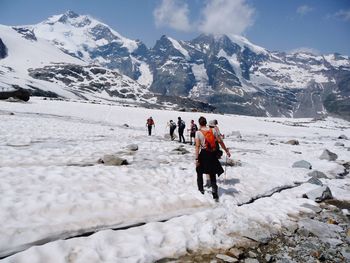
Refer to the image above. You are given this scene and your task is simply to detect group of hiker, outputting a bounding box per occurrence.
[146,116,230,202]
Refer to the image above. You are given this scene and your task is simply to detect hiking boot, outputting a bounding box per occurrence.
[213,192,219,201]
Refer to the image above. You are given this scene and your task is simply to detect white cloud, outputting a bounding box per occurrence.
[333,9,350,21]
[153,0,192,32]
[198,0,255,35]
[289,47,320,55]
[296,5,313,16]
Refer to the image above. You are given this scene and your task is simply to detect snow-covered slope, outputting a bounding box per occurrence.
[0,25,86,98]
[0,24,155,105]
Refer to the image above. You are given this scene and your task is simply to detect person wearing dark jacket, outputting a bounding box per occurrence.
[177,117,186,143]
[169,120,176,140]
[146,117,155,136]
[195,116,230,201]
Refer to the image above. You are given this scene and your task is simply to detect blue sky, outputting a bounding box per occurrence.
[0,0,349,55]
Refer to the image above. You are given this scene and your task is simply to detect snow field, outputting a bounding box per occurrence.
[0,98,349,262]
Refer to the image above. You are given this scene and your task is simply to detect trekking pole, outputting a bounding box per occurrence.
[224,154,228,183]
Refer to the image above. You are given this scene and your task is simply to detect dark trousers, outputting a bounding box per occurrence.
[170,127,176,140]
[196,167,218,199]
[147,125,152,136]
[178,129,185,142]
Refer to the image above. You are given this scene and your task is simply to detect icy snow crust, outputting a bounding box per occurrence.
[0,98,349,262]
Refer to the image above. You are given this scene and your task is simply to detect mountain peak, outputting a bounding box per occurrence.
[64,10,80,18]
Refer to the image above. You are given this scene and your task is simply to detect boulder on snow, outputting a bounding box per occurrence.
[123,123,129,128]
[125,144,138,151]
[338,134,348,140]
[98,154,128,166]
[307,176,323,186]
[221,158,242,167]
[320,149,338,161]
[308,170,328,179]
[334,142,345,147]
[292,160,312,169]
[303,186,333,202]
[285,139,299,145]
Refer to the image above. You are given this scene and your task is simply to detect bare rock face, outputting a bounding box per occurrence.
[320,149,338,161]
[0,88,30,102]
[0,38,7,59]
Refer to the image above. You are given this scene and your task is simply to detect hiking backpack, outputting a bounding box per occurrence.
[201,128,217,152]
[180,120,186,129]
[147,118,154,126]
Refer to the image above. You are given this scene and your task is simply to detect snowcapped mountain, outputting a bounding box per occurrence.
[25,10,153,87]
[1,11,349,118]
[0,24,158,105]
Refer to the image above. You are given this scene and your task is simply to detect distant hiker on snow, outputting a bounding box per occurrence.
[146,117,155,136]
[168,120,177,140]
[195,116,230,201]
[188,120,198,145]
[177,117,186,143]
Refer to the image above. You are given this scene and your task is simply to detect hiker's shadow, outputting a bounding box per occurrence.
[219,178,240,185]
[218,178,240,195]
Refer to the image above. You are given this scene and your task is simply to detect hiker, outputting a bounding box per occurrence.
[169,120,177,140]
[188,120,198,145]
[177,117,186,143]
[146,117,155,136]
[204,119,223,187]
[195,116,230,201]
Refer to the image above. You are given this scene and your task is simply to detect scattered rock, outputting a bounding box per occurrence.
[244,258,259,263]
[298,218,342,239]
[338,134,348,140]
[216,254,238,262]
[125,144,138,151]
[334,142,345,147]
[228,248,243,259]
[10,112,15,115]
[241,228,271,244]
[301,203,322,213]
[285,139,299,145]
[341,247,350,261]
[319,149,338,161]
[307,177,323,186]
[292,160,312,169]
[307,170,328,179]
[123,123,129,128]
[222,159,242,167]
[98,155,128,166]
[265,254,273,262]
[292,151,302,154]
[248,251,257,258]
[303,186,333,202]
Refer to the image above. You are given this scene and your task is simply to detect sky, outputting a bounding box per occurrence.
[0,0,349,55]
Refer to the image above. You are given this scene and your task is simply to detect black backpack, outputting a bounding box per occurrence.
[180,120,186,129]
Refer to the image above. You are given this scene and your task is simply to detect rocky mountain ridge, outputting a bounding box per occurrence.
[1,11,349,118]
